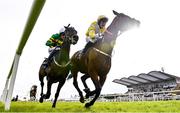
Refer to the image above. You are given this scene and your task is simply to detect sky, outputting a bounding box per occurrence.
[1,0,180,100]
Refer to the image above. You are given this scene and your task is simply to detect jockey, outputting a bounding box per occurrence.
[82,15,108,54]
[43,27,66,68]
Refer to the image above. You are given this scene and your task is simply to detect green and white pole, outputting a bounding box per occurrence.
[0,61,14,103]
[0,0,46,110]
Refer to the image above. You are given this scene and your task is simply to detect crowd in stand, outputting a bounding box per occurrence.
[127,80,177,94]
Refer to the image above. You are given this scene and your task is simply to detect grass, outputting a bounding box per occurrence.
[1,100,180,112]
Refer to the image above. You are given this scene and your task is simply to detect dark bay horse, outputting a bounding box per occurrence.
[39,25,79,107]
[70,10,140,107]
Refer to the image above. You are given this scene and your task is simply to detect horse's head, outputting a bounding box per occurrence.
[107,10,140,36]
[64,24,79,45]
[97,11,140,55]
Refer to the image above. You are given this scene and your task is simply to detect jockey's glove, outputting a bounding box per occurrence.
[94,34,99,39]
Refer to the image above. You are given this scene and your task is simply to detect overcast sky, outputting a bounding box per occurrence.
[1,0,180,100]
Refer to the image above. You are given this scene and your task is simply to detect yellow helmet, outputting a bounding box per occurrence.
[97,15,108,23]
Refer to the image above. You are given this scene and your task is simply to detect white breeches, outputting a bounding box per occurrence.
[48,46,60,54]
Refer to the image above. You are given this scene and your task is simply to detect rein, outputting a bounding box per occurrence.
[53,56,71,68]
[105,29,113,36]
[106,29,122,37]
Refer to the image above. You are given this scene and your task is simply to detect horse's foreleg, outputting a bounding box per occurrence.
[39,74,45,103]
[44,80,52,99]
[99,75,107,88]
[52,79,65,108]
[85,72,101,108]
[72,71,84,103]
[40,82,44,96]
[86,75,107,98]
[87,75,107,107]
[81,74,94,99]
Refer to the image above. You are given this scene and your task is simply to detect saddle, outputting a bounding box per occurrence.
[42,58,48,69]
[42,57,53,69]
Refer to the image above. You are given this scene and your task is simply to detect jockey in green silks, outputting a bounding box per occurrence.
[43,27,65,68]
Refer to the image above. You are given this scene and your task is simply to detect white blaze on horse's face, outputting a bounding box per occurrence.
[70,35,79,44]
[65,33,78,45]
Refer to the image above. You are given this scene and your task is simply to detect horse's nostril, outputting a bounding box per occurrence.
[73,35,78,38]
[73,35,79,41]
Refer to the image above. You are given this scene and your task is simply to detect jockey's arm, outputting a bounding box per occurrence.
[48,33,62,45]
[46,33,62,47]
[89,30,96,39]
[86,22,97,39]
[46,37,55,47]
[57,40,63,45]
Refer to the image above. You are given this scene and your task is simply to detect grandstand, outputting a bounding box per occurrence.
[100,71,180,102]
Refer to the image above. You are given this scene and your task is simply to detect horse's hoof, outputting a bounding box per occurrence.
[52,105,56,108]
[79,97,84,103]
[85,102,92,108]
[39,97,44,103]
[40,93,43,97]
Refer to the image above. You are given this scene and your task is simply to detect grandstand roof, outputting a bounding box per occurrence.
[113,71,180,87]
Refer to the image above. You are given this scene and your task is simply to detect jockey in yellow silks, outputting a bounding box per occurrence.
[82,15,108,54]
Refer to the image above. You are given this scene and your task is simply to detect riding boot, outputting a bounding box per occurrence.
[82,42,94,54]
[48,49,59,63]
[43,49,59,68]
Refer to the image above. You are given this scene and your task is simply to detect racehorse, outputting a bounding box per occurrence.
[70,10,140,107]
[39,25,79,108]
[30,85,37,101]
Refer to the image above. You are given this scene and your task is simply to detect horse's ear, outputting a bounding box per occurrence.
[64,24,70,29]
[64,26,67,29]
[113,10,120,16]
[67,24,70,27]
